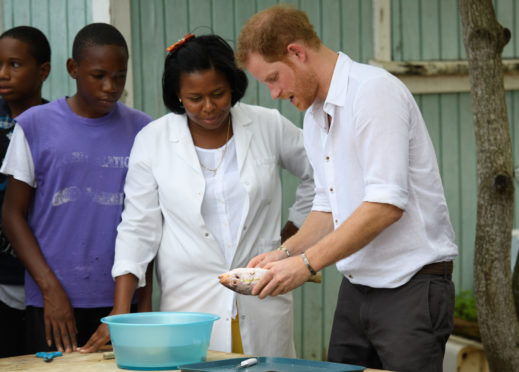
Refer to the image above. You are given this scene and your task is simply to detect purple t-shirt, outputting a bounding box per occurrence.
[16,97,151,308]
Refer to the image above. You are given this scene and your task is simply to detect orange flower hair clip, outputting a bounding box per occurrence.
[166,33,195,53]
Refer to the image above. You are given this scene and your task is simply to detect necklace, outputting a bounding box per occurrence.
[198,115,231,175]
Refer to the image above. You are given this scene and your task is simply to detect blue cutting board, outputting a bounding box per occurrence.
[180,357,365,371]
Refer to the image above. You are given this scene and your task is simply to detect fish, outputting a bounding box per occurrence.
[218,268,268,295]
[218,267,323,295]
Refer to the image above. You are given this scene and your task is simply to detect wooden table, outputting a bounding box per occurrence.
[0,349,389,371]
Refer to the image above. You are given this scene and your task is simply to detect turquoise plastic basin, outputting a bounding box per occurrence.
[102,312,220,370]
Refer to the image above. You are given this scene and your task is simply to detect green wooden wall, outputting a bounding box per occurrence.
[0,0,92,100]
[2,0,519,361]
[391,0,519,293]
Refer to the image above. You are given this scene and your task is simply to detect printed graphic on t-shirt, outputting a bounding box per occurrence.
[52,186,124,206]
[68,152,130,168]
[51,152,130,207]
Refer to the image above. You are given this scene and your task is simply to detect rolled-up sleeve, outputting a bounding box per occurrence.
[311,170,331,212]
[354,76,410,210]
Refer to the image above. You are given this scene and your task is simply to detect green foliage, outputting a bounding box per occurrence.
[455,290,478,322]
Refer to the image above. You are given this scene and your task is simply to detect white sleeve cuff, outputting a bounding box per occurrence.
[0,124,37,187]
[364,183,408,210]
[112,261,148,288]
[311,186,331,212]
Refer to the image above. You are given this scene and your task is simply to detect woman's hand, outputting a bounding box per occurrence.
[77,322,111,353]
[42,285,77,352]
[78,273,139,353]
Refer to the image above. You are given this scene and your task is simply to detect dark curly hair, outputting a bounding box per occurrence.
[0,26,51,65]
[163,34,248,114]
[72,23,128,63]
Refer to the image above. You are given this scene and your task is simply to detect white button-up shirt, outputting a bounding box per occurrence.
[196,138,247,269]
[304,52,458,288]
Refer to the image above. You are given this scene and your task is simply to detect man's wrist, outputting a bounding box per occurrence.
[277,244,291,257]
[301,252,317,276]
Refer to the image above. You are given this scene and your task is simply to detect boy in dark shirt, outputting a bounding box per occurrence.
[0,25,51,357]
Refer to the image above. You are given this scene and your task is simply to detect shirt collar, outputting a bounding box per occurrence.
[324,52,351,110]
[307,52,352,128]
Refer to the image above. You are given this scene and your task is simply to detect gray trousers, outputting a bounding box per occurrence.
[328,272,454,372]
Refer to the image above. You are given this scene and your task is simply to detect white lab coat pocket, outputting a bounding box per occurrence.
[254,156,277,205]
[254,237,281,256]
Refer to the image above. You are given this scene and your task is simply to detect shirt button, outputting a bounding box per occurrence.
[204,232,209,237]
[243,225,247,230]
[335,219,338,224]
[348,274,353,279]
[329,187,334,192]
[325,156,330,161]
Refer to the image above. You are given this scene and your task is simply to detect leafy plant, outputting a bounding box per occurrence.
[455,290,478,322]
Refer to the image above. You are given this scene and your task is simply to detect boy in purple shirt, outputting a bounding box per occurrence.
[1,23,151,353]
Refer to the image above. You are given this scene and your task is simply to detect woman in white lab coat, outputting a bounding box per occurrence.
[80,34,314,357]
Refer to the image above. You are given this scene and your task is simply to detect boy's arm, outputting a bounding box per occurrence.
[2,176,78,352]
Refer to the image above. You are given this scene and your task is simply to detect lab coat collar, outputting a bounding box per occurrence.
[167,113,201,173]
[166,107,254,175]
[230,103,254,175]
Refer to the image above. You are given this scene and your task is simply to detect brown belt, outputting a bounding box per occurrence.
[416,261,453,277]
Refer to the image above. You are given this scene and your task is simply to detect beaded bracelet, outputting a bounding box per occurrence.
[301,252,317,276]
[277,245,290,257]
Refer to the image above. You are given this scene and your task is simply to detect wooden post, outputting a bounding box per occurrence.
[92,0,134,108]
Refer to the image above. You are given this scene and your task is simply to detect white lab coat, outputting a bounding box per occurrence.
[112,103,314,357]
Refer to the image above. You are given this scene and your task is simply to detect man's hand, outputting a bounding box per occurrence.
[77,323,110,353]
[43,286,77,352]
[251,254,311,299]
[247,249,287,268]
